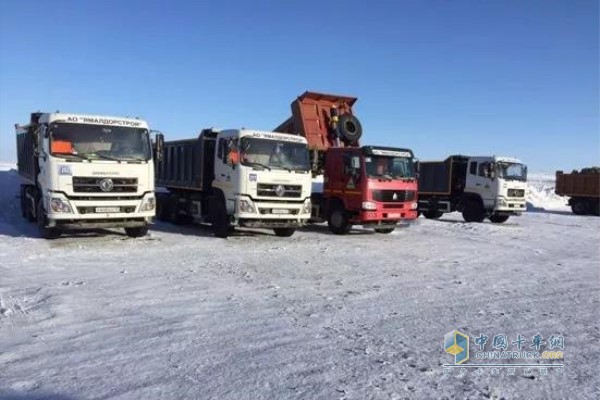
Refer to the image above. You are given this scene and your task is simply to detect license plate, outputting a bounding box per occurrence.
[271,209,290,214]
[95,207,120,213]
[388,213,401,218]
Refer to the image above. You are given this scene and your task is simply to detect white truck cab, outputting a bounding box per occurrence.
[464,156,528,221]
[16,112,158,238]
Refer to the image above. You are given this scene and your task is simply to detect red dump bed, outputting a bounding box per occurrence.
[274,91,358,151]
[555,170,600,198]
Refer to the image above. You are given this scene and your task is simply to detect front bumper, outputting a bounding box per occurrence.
[494,197,527,214]
[357,203,418,224]
[234,196,311,228]
[44,192,155,227]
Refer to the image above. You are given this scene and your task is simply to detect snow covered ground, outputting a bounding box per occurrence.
[0,165,598,399]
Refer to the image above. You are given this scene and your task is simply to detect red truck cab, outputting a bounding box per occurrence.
[313,146,418,233]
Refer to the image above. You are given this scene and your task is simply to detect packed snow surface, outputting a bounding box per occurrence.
[0,165,598,399]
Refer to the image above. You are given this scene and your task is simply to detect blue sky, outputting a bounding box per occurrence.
[0,0,598,171]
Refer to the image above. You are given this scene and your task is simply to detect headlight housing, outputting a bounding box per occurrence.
[140,196,156,212]
[410,202,418,210]
[237,198,256,214]
[362,201,377,210]
[301,199,312,214]
[50,198,72,213]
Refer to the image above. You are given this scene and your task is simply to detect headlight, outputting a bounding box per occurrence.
[362,201,377,210]
[237,198,256,213]
[499,198,507,207]
[410,202,418,210]
[50,198,72,213]
[140,196,155,212]
[301,199,312,214]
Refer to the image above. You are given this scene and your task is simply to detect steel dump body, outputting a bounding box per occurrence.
[274,91,358,152]
[555,169,599,216]
[419,156,468,195]
[555,171,600,198]
[155,131,217,192]
[16,126,38,182]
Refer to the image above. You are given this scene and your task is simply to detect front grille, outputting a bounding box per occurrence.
[372,190,416,202]
[73,177,138,193]
[507,189,525,198]
[69,195,145,201]
[383,204,405,209]
[257,183,302,198]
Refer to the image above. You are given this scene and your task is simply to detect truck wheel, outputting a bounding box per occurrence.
[36,201,61,239]
[328,207,351,235]
[423,211,443,219]
[155,196,168,221]
[124,226,149,238]
[210,197,230,238]
[24,187,36,222]
[489,214,509,223]
[462,200,485,223]
[273,228,295,237]
[374,227,395,234]
[571,200,587,215]
[167,197,185,225]
[20,186,27,218]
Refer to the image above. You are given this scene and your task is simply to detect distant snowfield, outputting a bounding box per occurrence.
[0,166,598,399]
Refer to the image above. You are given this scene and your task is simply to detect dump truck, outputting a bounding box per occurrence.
[555,168,600,215]
[274,91,418,234]
[418,155,528,223]
[16,112,159,239]
[154,128,312,238]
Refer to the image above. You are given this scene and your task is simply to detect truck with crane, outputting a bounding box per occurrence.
[417,155,528,223]
[16,112,158,239]
[273,91,418,234]
[154,128,312,238]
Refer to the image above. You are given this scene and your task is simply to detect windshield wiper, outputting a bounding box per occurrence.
[272,165,293,172]
[94,153,122,162]
[244,161,271,171]
[52,152,88,161]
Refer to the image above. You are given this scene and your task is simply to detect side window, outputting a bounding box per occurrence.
[469,161,477,175]
[478,162,490,177]
[343,155,360,176]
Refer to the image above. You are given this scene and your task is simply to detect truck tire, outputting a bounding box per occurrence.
[423,211,443,219]
[374,227,395,234]
[155,195,169,222]
[24,187,36,222]
[462,200,485,223]
[210,197,230,238]
[273,228,295,237]
[328,207,351,235]
[166,196,185,225]
[336,114,362,143]
[124,226,149,238]
[571,199,587,215]
[489,214,509,223]
[36,201,61,239]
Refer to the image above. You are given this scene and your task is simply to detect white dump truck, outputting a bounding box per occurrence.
[417,155,528,223]
[155,128,313,238]
[16,112,161,238]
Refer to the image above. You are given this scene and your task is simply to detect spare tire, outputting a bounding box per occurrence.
[336,114,362,143]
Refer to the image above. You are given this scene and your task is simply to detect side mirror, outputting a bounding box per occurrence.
[153,131,164,163]
[414,159,420,173]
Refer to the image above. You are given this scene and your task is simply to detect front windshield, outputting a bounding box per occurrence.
[365,155,415,179]
[239,137,309,171]
[496,162,527,181]
[50,123,151,161]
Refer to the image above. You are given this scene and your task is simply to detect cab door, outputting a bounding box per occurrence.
[465,158,495,208]
[213,134,237,212]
